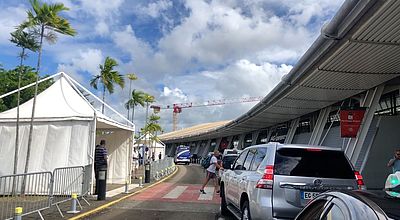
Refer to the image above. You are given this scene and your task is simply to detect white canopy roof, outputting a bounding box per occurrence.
[0,73,134,131]
[0,76,93,121]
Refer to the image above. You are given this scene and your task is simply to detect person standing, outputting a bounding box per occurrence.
[200,150,223,194]
[158,152,162,160]
[95,140,108,194]
[387,149,400,173]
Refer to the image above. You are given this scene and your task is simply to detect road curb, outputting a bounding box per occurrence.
[69,166,179,220]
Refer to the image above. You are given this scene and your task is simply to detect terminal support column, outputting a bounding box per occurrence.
[251,130,260,145]
[285,118,300,144]
[237,134,246,150]
[308,106,332,145]
[346,85,384,165]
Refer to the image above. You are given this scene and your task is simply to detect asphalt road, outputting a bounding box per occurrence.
[88,164,234,220]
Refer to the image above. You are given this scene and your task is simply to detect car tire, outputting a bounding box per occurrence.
[241,200,251,220]
[220,185,230,216]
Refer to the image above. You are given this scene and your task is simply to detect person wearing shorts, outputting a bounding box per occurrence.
[200,150,223,194]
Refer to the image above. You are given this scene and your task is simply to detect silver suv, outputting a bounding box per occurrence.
[220,143,365,220]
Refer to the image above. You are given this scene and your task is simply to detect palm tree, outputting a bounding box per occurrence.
[126,73,138,120]
[90,57,125,113]
[9,29,39,175]
[143,93,155,127]
[125,89,145,123]
[143,114,162,158]
[20,0,76,174]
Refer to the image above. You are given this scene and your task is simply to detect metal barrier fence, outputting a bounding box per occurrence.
[0,165,91,220]
[0,172,52,220]
[150,157,175,180]
[52,166,90,217]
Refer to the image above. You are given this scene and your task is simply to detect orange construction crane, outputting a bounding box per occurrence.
[151,96,263,131]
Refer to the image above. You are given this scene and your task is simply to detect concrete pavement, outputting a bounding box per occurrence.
[86,164,234,220]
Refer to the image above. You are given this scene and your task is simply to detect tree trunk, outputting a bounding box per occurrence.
[102,84,106,114]
[127,81,132,121]
[132,106,135,123]
[13,48,24,175]
[25,25,44,174]
[145,102,149,126]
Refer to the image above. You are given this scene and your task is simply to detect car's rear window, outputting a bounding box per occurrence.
[274,148,354,179]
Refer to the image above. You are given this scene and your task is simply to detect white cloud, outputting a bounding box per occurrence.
[79,0,125,18]
[0,5,27,45]
[162,87,188,100]
[95,21,110,36]
[139,0,173,18]
[57,48,103,81]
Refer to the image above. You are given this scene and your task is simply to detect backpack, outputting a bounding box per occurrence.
[201,155,212,169]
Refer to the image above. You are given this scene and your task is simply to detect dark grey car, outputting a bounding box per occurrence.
[220,143,365,220]
[296,190,400,220]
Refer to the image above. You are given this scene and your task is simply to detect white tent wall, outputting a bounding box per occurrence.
[133,134,166,161]
[0,120,92,176]
[151,140,165,161]
[96,129,132,184]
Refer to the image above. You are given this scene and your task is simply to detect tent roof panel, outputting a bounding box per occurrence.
[0,77,94,121]
[0,74,134,132]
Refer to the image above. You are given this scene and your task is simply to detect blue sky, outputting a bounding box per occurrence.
[0,0,344,132]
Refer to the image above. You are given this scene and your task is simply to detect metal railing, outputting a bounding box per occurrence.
[0,165,91,220]
[51,166,90,218]
[150,157,175,180]
[0,172,52,220]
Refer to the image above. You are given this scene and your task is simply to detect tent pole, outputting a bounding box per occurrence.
[90,114,97,195]
[63,74,134,127]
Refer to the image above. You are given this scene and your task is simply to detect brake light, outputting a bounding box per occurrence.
[354,171,366,190]
[256,165,274,189]
[306,148,322,152]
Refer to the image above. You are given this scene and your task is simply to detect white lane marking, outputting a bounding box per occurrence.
[162,186,188,199]
[198,186,214,200]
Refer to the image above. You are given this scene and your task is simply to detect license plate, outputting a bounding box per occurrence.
[301,191,319,200]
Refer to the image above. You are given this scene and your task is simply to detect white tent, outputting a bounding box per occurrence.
[134,133,166,161]
[0,72,134,186]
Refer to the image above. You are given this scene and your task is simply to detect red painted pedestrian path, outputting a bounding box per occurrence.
[129,182,220,204]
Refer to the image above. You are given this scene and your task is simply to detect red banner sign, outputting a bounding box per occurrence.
[340,109,366,138]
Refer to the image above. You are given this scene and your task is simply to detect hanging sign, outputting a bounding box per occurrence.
[340,107,366,138]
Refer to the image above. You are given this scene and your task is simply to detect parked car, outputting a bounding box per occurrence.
[219,152,240,183]
[222,149,242,158]
[220,143,365,220]
[295,190,400,220]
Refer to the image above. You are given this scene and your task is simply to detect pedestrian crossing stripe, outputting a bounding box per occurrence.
[198,186,214,200]
[130,183,220,204]
[163,186,188,199]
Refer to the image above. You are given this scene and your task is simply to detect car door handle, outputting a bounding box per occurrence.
[279,182,307,188]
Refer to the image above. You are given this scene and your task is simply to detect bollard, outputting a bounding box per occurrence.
[67,194,80,214]
[97,166,107,200]
[14,207,22,220]
[124,180,129,194]
[156,171,159,180]
[139,176,143,187]
[145,162,151,183]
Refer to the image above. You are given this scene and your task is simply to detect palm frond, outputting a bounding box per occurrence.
[89,76,100,90]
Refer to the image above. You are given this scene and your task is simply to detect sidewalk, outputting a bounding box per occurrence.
[23,166,176,220]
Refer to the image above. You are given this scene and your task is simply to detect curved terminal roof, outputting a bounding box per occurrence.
[160,0,400,143]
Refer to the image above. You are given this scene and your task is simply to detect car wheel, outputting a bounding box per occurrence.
[241,200,251,220]
[220,185,230,216]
